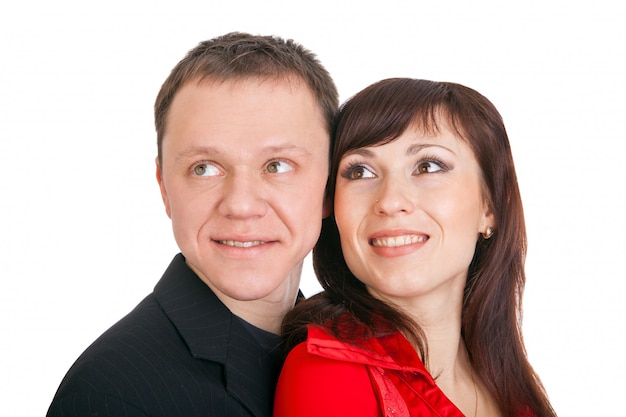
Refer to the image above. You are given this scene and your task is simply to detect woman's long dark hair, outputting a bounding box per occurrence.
[282,78,556,417]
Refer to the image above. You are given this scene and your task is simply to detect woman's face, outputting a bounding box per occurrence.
[334,123,493,308]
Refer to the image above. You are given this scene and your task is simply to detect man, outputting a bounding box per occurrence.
[47,32,338,417]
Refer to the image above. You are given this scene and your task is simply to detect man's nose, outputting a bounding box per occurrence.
[217,171,268,219]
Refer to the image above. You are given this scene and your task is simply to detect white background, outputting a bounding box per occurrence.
[1,1,624,415]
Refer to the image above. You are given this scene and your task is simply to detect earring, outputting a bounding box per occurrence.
[482,227,494,239]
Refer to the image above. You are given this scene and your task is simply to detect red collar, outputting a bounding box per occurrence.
[305,324,431,378]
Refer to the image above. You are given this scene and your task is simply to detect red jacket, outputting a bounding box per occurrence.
[274,325,466,417]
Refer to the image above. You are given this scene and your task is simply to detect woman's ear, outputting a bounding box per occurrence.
[480,209,495,239]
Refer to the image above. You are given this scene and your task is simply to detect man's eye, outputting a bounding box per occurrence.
[415,160,444,174]
[346,165,375,179]
[266,160,293,174]
[193,163,220,177]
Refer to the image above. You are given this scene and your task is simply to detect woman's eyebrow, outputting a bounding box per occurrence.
[343,148,375,158]
[406,143,456,156]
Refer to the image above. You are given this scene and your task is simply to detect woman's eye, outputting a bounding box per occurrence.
[266,160,293,174]
[193,163,220,177]
[415,160,444,174]
[346,165,375,179]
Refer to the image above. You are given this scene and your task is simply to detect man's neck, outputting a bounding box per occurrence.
[229,297,296,334]
[211,281,300,334]
[186,261,301,334]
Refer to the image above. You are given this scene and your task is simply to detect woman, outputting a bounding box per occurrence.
[274,78,556,417]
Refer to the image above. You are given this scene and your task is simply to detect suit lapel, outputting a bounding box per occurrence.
[154,254,279,417]
[223,318,280,417]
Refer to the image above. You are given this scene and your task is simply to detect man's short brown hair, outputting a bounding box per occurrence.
[154,32,338,162]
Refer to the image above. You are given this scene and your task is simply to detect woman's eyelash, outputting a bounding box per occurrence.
[340,161,373,179]
[415,155,450,172]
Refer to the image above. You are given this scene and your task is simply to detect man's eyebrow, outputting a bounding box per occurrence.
[174,144,313,162]
[264,144,313,156]
[175,146,221,162]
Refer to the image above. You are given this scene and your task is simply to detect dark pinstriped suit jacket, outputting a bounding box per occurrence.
[47,254,282,417]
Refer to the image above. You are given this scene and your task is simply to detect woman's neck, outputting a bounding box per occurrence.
[399,287,465,374]
[399,291,480,416]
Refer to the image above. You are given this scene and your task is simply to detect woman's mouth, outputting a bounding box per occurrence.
[369,234,428,248]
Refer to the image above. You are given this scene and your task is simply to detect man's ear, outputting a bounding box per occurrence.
[155,157,172,219]
[322,194,332,219]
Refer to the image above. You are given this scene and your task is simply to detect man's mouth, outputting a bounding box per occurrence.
[369,235,428,248]
[218,240,266,248]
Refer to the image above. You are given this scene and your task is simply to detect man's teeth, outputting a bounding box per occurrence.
[370,235,427,247]
[219,240,265,248]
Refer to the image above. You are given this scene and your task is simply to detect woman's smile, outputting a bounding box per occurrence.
[369,234,429,248]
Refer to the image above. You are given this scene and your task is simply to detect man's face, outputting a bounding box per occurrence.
[157,77,329,305]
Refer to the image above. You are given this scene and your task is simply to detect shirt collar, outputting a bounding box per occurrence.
[306,324,429,375]
[153,253,282,417]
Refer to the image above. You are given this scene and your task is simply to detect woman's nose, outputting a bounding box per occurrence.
[374,176,416,216]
